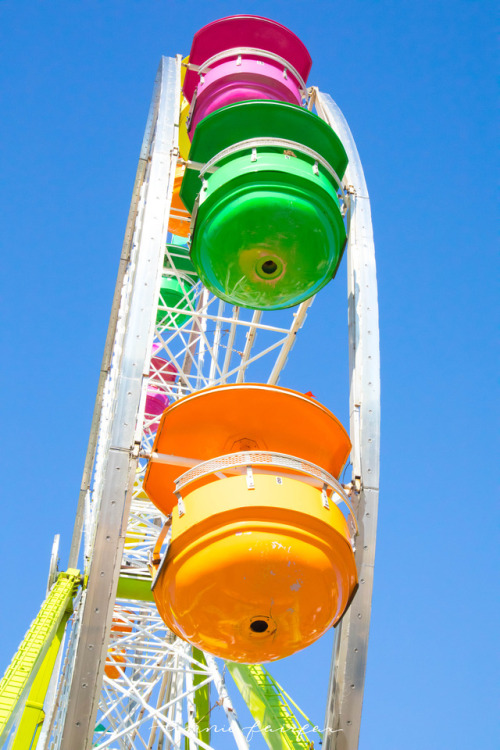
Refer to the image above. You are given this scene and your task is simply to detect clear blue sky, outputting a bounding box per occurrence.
[0,2,498,748]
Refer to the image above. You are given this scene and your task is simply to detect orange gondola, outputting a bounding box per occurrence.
[144,385,357,663]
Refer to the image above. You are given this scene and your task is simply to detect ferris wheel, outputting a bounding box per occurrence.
[0,15,379,750]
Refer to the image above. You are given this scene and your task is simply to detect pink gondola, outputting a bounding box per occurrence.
[183,15,312,135]
[149,344,177,389]
[145,387,170,431]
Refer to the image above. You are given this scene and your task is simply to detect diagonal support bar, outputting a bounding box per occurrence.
[227,663,316,750]
[0,569,81,745]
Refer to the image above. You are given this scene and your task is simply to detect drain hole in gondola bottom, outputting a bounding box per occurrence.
[250,619,269,633]
[261,260,278,275]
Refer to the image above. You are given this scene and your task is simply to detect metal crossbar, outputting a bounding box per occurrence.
[173,450,358,536]
[187,136,346,198]
[0,570,80,745]
[187,46,308,95]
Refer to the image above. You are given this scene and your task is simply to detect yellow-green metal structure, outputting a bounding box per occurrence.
[0,569,81,748]
[228,663,321,749]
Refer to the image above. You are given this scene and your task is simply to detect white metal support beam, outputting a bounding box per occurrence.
[57,56,181,750]
[315,90,381,750]
[67,60,161,571]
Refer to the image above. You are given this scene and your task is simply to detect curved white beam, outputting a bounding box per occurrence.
[316,90,381,750]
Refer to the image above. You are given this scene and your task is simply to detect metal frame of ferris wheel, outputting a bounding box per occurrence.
[26,53,379,750]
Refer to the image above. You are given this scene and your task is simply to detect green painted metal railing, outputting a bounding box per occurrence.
[0,569,81,747]
[228,663,320,749]
[185,648,211,749]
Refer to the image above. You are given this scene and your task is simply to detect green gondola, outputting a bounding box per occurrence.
[156,245,197,327]
[181,99,348,310]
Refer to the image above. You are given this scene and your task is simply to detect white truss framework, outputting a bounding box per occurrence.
[39,53,379,750]
[49,602,249,750]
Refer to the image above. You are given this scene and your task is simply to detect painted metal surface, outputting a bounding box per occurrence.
[57,55,181,750]
[315,90,381,750]
[66,55,160,571]
[188,648,211,745]
[178,57,192,160]
[228,663,317,749]
[156,272,197,326]
[181,99,348,309]
[0,570,80,745]
[144,383,351,513]
[181,99,348,210]
[10,618,67,750]
[189,152,345,309]
[189,57,303,133]
[153,471,356,662]
[168,164,192,236]
[183,14,312,105]
[146,384,356,662]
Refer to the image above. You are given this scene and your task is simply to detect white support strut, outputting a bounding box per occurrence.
[315,90,381,750]
[57,56,182,750]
